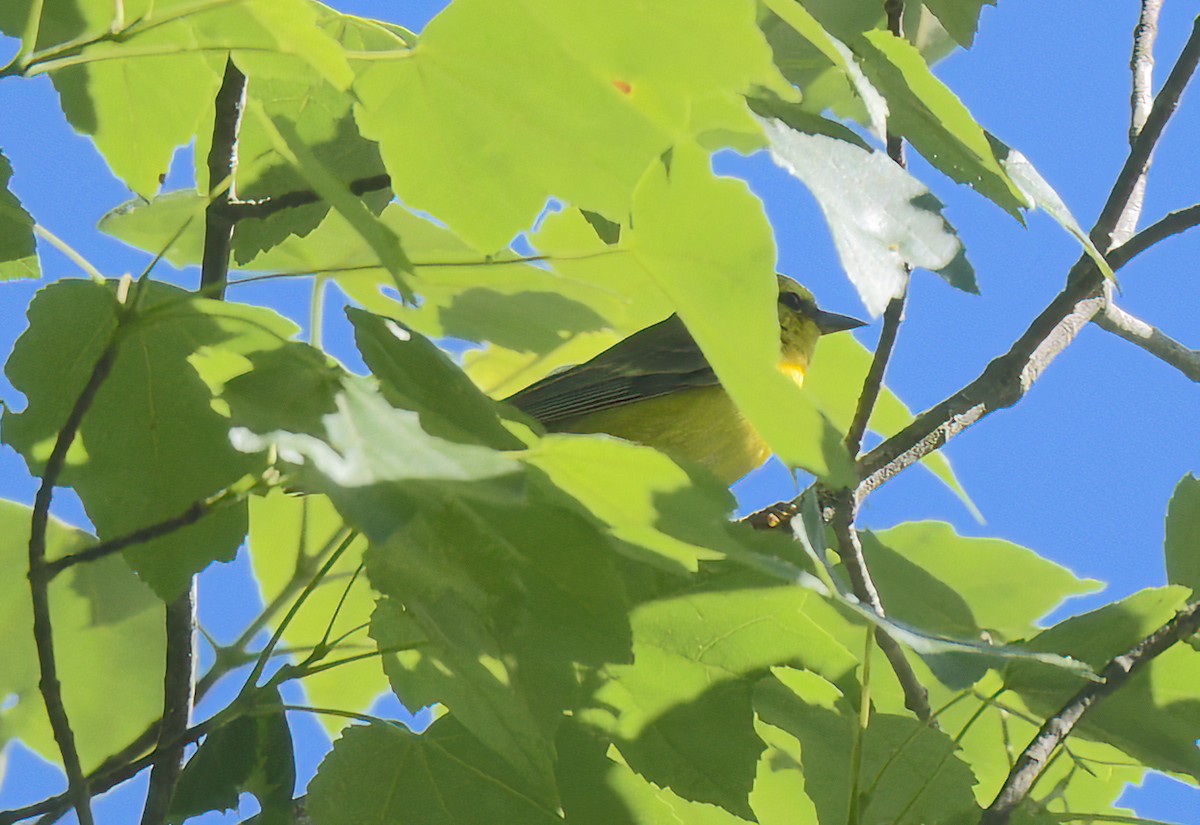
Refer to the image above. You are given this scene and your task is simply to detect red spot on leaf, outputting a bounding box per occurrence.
[612,80,632,95]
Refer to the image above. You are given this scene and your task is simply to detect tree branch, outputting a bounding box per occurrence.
[980,600,1200,824]
[141,55,247,825]
[1095,297,1200,381]
[829,490,933,723]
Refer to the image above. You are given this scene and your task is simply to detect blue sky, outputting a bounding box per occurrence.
[1,1,1198,821]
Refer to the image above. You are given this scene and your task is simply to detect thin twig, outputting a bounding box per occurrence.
[829,491,934,723]
[980,600,1200,824]
[25,337,124,825]
[220,173,392,220]
[844,295,905,456]
[46,489,237,577]
[1095,300,1200,381]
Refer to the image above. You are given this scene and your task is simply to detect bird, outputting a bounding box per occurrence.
[504,275,865,484]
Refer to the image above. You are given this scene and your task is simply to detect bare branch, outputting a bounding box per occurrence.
[844,294,906,456]
[1095,294,1200,381]
[1109,202,1200,267]
[980,600,1200,824]
[1115,0,1165,243]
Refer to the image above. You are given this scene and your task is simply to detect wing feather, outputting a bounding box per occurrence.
[504,314,717,426]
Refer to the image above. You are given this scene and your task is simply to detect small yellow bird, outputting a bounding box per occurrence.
[505,276,865,484]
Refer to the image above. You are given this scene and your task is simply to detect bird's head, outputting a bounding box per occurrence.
[776,274,865,377]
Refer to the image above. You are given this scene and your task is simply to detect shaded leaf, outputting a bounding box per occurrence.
[306,719,564,825]
[854,30,1028,218]
[169,687,295,825]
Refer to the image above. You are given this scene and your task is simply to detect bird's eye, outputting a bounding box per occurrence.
[778,291,806,312]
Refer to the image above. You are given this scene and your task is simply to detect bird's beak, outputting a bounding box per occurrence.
[813,309,867,335]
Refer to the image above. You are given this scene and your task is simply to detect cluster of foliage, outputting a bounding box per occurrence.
[0,0,1197,823]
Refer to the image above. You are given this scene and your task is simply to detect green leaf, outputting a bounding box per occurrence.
[2,281,294,598]
[625,143,854,483]
[232,376,521,493]
[759,0,888,139]
[754,668,981,825]
[861,521,1101,643]
[0,150,40,280]
[352,0,786,250]
[306,719,564,825]
[854,30,1029,219]
[348,309,525,450]
[367,492,632,799]
[921,0,996,48]
[0,500,165,772]
[993,140,1115,280]
[246,492,382,737]
[35,0,351,197]
[579,570,859,817]
[761,123,976,315]
[248,104,413,299]
[1165,474,1200,593]
[168,687,295,825]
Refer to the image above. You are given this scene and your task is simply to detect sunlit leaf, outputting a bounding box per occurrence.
[761,123,975,315]
[1165,474,1200,593]
[353,0,786,250]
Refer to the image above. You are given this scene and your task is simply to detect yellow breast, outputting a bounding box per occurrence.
[555,386,772,485]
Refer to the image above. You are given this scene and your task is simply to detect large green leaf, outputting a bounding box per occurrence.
[306,719,564,825]
[579,570,859,817]
[1164,474,1200,593]
[0,500,165,772]
[3,280,295,598]
[861,521,1100,643]
[18,0,351,197]
[0,150,39,281]
[352,0,787,251]
[368,491,633,801]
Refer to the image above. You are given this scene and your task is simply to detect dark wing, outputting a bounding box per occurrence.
[504,314,718,426]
